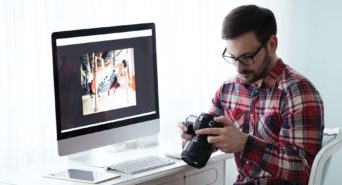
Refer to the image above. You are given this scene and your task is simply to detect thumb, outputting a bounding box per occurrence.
[214,116,234,126]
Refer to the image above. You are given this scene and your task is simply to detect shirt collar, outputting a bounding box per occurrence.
[262,59,285,88]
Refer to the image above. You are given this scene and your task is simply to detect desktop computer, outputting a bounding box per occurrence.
[51,23,162,168]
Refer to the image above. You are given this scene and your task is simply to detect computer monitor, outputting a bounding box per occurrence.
[51,23,160,160]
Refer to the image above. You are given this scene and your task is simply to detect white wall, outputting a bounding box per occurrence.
[288,0,342,184]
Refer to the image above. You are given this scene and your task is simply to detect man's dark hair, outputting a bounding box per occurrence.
[222,5,277,44]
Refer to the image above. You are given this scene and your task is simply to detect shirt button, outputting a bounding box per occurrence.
[252,89,259,97]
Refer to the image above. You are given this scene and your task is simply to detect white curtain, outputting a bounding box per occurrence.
[0,0,292,175]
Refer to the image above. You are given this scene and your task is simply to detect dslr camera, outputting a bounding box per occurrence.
[181,113,223,168]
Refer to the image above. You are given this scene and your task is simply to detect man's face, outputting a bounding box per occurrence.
[225,32,272,85]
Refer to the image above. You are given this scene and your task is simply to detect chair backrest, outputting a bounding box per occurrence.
[308,128,342,185]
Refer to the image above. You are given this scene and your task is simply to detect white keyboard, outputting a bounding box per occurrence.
[107,155,175,174]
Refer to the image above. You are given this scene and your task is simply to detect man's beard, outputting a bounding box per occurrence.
[240,49,271,85]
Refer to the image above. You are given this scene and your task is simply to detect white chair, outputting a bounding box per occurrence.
[308,128,342,185]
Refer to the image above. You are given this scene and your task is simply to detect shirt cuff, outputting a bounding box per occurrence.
[241,135,268,165]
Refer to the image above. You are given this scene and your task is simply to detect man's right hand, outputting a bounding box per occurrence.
[177,122,194,142]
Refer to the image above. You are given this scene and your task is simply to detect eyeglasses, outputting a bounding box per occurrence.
[222,42,265,65]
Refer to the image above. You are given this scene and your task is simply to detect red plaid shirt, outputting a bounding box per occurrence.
[209,59,324,185]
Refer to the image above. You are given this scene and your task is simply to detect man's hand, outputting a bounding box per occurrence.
[177,122,194,142]
[195,116,248,153]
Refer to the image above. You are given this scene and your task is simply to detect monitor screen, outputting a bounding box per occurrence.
[52,23,159,156]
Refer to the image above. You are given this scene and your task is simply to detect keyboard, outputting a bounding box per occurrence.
[107,155,175,174]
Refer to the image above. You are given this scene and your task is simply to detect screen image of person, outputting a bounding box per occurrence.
[178,5,324,185]
[80,48,136,115]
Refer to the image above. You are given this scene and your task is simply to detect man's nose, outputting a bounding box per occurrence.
[236,61,245,72]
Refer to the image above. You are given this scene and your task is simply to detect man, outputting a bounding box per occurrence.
[178,5,324,185]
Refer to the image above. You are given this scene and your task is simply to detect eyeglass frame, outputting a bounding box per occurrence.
[222,40,267,65]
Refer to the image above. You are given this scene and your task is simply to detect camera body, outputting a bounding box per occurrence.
[181,113,223,168]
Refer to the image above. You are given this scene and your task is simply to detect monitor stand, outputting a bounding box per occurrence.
[68,144,126,168]
[67,135,159,168]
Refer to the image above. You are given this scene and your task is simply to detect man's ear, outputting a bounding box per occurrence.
[267,35,278,53]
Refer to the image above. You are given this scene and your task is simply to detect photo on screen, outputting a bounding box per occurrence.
[80,48,136,115]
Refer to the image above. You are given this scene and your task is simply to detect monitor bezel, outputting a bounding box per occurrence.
[51,23,159,141]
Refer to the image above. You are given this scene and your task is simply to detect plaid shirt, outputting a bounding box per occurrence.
[209,59,324,185]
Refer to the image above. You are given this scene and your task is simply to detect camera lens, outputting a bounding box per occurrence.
[181,139,212,168]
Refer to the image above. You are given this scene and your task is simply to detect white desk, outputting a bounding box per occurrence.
[0,145,233,185]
